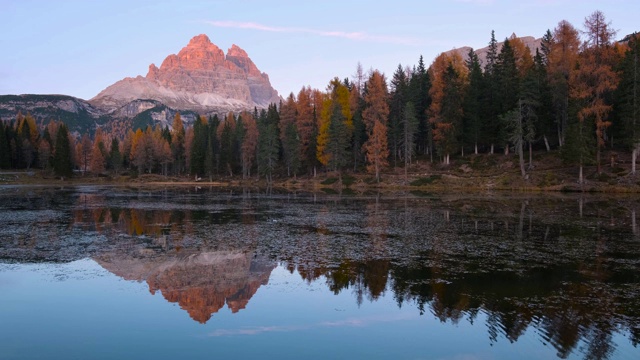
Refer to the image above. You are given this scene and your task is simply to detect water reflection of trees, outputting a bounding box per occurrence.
[3,188,640,359]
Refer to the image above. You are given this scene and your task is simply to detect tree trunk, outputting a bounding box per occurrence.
[474,143,478,155]
[596,146,602,174]
[557,123,563,147]
[518,141,525,179]
[543,135,550,152]
[490,144,494,155]
[461,146,464,157]
[579,164,584,184]
[504,144,509,156]
[632,146,637,175]
[528,142,533,170]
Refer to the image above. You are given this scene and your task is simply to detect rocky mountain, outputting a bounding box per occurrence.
[445,34,543,68]
[90,34,280,115]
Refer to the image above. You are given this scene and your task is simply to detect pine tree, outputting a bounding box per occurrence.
[53,124,73,177]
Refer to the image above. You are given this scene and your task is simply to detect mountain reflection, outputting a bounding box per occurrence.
[1,187,639,359]
[96,251,274,323]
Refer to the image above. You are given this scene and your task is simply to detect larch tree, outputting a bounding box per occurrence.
[90,130,106,175]
[362,70,390,181]
[296,86,316,173]
[78,134,92,175]
[363,121,389,183]
[571,10,618,177]
[428,52,468,164]
[548,20,580,147]
[317,78,352,170]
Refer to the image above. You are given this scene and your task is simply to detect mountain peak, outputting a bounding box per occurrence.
[187,34,214,47]
[227,44,248,58]
[90,34,280,114]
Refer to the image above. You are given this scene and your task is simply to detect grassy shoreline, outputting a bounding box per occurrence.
[2,151,639,193]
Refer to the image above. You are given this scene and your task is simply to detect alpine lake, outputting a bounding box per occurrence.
[0,185,639,359]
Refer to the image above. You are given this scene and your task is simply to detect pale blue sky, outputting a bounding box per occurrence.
[1,0,638,100]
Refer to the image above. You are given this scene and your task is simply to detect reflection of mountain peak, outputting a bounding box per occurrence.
[96,251,275,324]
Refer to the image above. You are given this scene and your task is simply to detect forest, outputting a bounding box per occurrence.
[0,11,638,185]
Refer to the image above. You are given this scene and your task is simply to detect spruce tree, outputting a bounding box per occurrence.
[401,101,418,181]
[389,64,408,166]
[616,33,640,173]
[53,124,73,177]
[0,122,10,169]
[109,137,122,173]
[327,105,350,173]
[189,116,208,176]
[282,122,301,177]
[409,55,431,155]
[257,117,279,184]
[463,48,484,154]
[494,39,520,153]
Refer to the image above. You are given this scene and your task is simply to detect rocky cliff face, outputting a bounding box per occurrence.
[90,34,280,115]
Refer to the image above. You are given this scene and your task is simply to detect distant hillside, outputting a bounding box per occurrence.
[0,94,106,134]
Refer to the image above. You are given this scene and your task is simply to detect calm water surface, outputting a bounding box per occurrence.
[0,186,639,359]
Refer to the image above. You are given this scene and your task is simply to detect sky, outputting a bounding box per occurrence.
[1,0,638,101]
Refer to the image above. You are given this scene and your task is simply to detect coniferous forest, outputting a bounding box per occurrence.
[1,11,639,187]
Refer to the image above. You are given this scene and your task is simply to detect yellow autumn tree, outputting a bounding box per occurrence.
[316,78,352,167]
